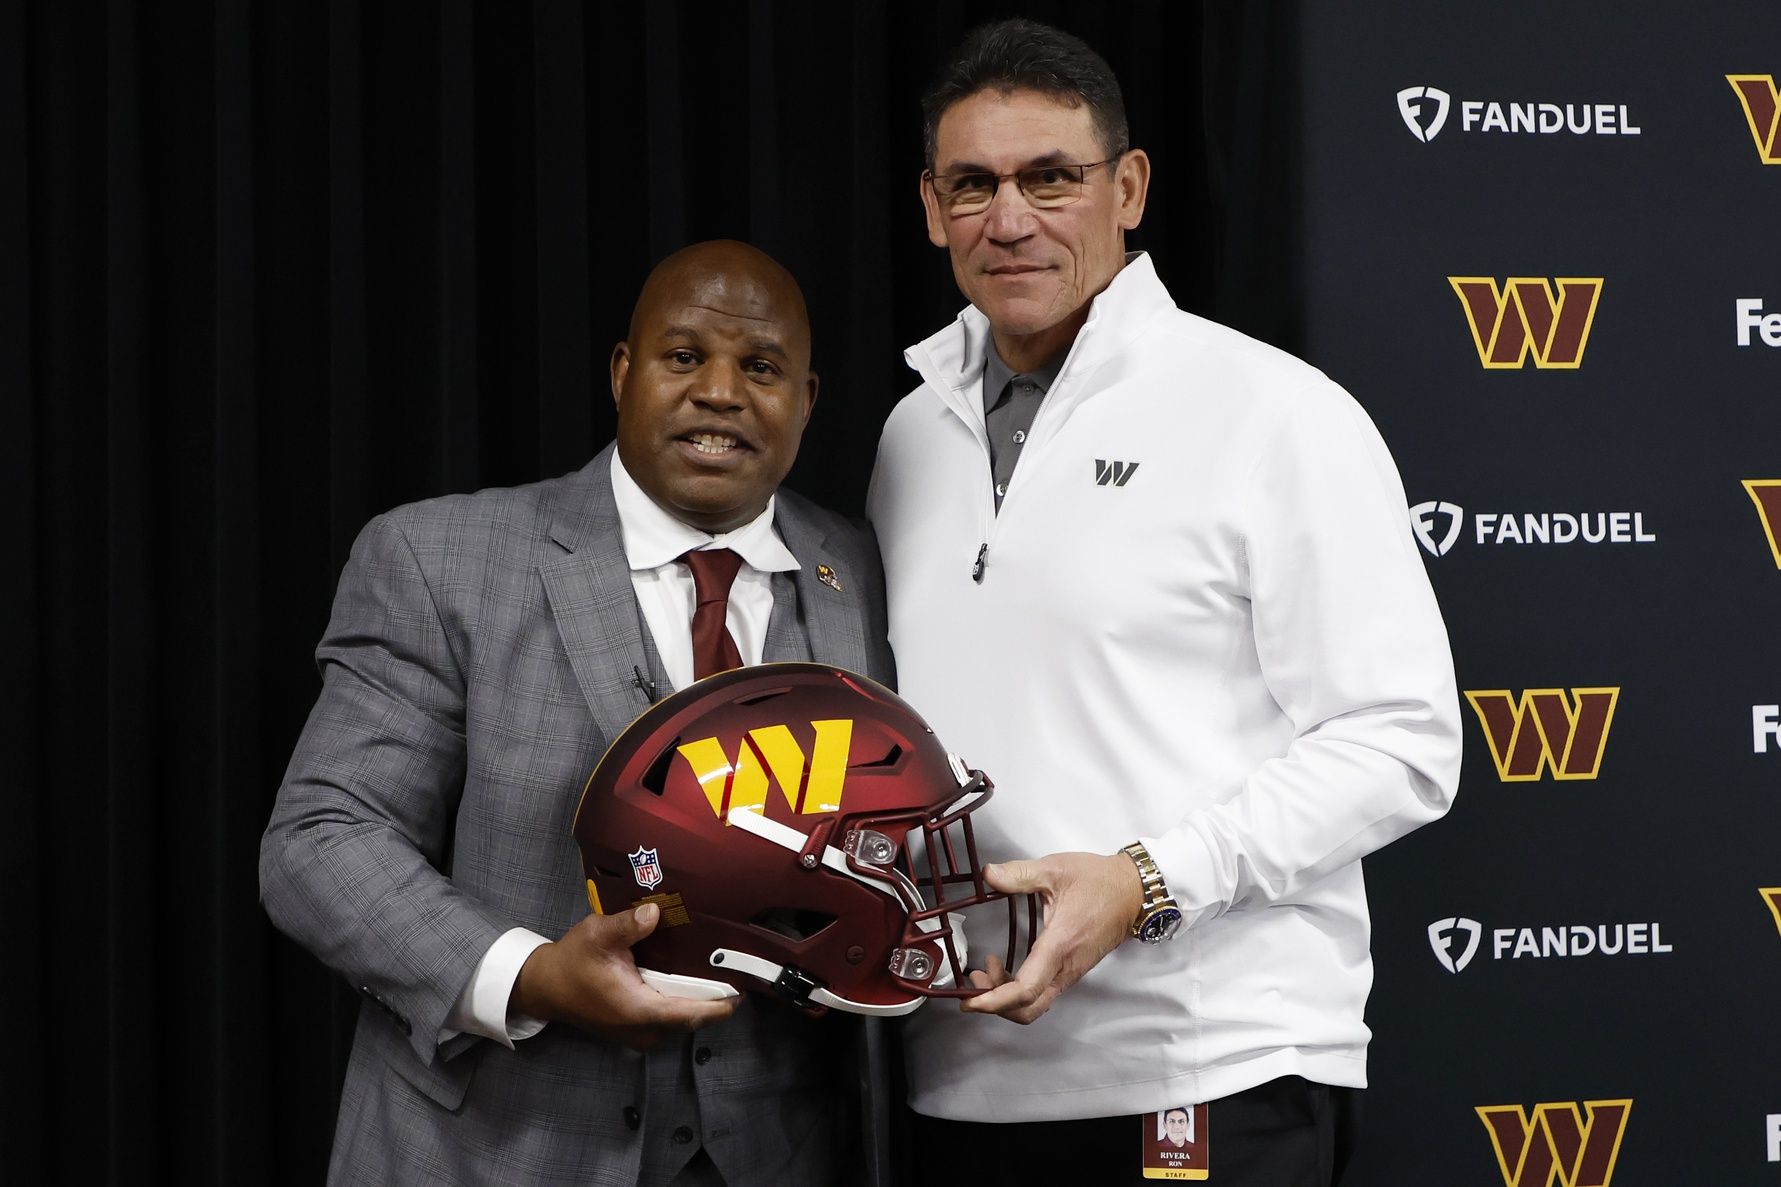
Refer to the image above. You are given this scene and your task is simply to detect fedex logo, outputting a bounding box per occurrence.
[1736,299,1781,346]
[1756,706,1781,753]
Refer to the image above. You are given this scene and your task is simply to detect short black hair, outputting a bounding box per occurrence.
[921,19,1129,170]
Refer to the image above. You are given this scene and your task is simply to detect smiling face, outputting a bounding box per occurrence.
[612,241,818,533]
[922,87,1149,370]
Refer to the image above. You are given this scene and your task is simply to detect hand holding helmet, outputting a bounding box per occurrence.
[571,663,1035,1016]
[509,900,738,1049]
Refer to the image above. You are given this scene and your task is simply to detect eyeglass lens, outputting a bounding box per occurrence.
[937,165,1087,212]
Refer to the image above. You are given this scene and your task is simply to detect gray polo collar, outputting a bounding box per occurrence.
[981,344,1067,414]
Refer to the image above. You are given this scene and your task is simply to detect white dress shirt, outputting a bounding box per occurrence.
[442,451,801,1046]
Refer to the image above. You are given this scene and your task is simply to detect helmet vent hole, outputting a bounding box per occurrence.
[855,744,904,769]
[735,686,792,707]
[638,744,677,796]
[749,907,838,942]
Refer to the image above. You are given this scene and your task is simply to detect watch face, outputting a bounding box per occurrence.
[1139,907,1183,944]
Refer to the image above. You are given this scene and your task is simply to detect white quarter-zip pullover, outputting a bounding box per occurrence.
[868,253,1462,1120]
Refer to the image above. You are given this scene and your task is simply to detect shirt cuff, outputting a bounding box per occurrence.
[440,927,552,1049]
[1138,827,1221,933]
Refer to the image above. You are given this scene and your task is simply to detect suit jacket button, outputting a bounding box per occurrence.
[672,1126,694,1144]
[623,1106,641,1131]
[694,1046,712,1065]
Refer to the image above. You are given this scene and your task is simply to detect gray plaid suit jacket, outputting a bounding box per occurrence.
[261,444,896,1186]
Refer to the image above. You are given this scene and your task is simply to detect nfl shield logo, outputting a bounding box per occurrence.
[628,846,663,890]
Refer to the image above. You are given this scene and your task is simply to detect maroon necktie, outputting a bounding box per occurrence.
[683,548,745,681]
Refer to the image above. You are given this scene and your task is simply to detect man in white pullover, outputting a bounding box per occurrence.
[866,20,1463,1186]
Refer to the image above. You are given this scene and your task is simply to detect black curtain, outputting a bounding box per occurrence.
[2,2,1294,1181]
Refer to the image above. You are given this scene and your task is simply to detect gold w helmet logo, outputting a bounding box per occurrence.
[1449,277,1604,369]
[1477,1100,1633,1187]
[675,719,855,822]
[1465,688,1619,782]
[1727,75,1781,164]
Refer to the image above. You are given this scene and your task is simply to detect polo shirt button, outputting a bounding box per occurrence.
[994,483,1007,498]
[623,1106,641,1131]
[672,1125,694,1144]
[694,1046,713,1065]
[1012,429,1026,443]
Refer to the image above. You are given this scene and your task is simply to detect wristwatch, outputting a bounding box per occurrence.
[1121,841,1183,944]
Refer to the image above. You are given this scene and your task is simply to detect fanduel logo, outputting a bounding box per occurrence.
[1737,299,1781,346]
[1478,1100,1632,1187]
[1397,86,1451,141]
[1428,917,1482,972]
[1449,277,1602,368]
[1462,101,1641,136]
[1398,85,1640,142]
[1727,75,1781,164]
[1491,922,1671,961]
[1746,480,1781,568]
[1410,504,1657,554]
[1767,1113,1781,1162]
[1473,511,1654,546]
[1410,501,1464,556]
[1466,688,1619,782]
[1430,917,1672,972]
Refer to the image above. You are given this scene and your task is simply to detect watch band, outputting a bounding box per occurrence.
[1121,841,1183,943]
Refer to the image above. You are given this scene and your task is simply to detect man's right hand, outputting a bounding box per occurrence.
[510,902,739,1049]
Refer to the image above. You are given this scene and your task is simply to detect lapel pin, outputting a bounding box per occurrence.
[816,564,843,592]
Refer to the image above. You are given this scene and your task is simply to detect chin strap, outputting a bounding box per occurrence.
[707,949,924,1017]
[638,968,739,1001]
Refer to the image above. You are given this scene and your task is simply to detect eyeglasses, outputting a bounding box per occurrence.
[924,157,1123,215]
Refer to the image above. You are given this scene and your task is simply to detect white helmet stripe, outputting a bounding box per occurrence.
[726,806,900,895]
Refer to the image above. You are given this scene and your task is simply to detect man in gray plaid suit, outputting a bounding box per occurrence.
[262,240,894,1185]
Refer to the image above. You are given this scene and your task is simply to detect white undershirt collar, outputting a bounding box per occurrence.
[609,450,799,574]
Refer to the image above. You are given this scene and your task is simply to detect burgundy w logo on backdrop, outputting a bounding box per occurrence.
[1727,75,1781,163]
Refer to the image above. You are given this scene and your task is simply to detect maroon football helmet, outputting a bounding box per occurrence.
[572,663,1032,1015]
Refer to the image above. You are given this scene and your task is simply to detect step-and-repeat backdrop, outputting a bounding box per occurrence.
[1294,6,1781,1184]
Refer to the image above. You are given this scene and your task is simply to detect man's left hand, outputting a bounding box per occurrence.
[961,851,1144,1024]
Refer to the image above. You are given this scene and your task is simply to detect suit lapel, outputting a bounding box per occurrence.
[762,570,811,664]
[771,500,866,672]
[540,453,871,720]
[539,446,659,734]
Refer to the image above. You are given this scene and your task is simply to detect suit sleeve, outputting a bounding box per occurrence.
[260,512,506,1067]
[1144,384,1464,923]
